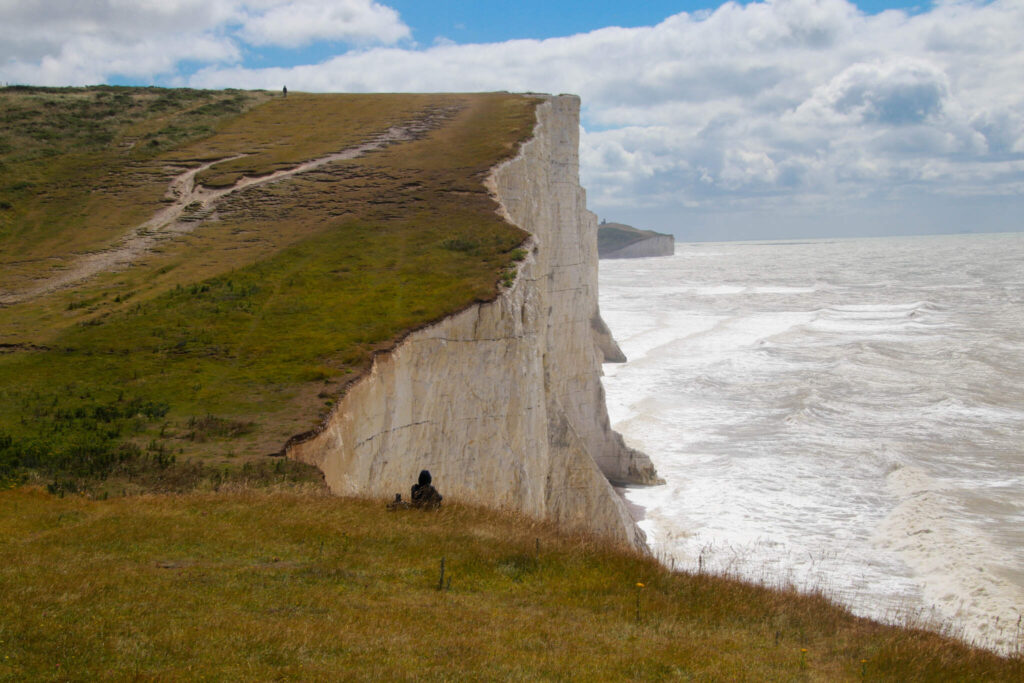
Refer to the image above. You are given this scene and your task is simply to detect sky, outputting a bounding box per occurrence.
[2,1,1022,241]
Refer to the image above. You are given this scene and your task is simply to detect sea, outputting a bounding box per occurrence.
[598,232,1024,653]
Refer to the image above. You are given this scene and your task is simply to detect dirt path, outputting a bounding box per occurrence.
[0,113,446,306]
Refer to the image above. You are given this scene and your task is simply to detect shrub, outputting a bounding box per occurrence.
[440,236,479,253]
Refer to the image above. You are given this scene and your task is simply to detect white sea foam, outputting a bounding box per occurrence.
[876,466,1024,650]
[600,233,1024,654]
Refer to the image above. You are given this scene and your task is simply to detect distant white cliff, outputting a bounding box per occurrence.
[598,222,675,259]
[288,95,660,548]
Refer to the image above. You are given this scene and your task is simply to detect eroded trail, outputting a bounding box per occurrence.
[0,113,445,306]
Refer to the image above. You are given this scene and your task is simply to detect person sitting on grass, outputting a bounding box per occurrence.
[411,469,442,509]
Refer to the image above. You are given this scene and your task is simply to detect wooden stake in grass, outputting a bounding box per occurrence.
[438,557,446,591]
[635,582,645,624]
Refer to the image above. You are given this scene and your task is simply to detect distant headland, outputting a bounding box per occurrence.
[597,221,674,258]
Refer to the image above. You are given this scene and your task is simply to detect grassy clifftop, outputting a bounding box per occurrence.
[2,486,1019,680]
[0,86,537,492]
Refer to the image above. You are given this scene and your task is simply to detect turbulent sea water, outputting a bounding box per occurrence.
[599,232,1024,653]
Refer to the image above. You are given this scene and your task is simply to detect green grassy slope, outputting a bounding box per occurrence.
[0,87,537,492]
[1,487,1019,680]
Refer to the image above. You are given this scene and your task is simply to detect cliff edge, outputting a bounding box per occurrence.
[288,95,661,548]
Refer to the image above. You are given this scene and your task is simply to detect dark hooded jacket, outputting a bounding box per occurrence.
[411,469,442,509]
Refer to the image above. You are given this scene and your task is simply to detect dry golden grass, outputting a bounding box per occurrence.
[0,87,271,286]
[1,486,1020,681]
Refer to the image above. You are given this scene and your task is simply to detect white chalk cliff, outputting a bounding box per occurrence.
[288,95,660,548]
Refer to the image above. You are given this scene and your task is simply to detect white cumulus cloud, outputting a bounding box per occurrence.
[237,0,409,48]
[800,59,951,126]
[0,0,409,84]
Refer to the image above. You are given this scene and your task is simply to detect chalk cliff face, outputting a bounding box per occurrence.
[288,95,660,548]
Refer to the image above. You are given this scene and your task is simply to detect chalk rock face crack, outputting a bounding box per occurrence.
[288,96,660,548]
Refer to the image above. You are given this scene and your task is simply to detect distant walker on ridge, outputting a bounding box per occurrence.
[411,469,443,509]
